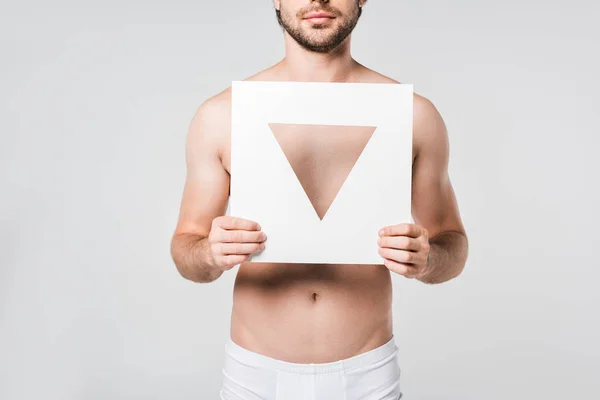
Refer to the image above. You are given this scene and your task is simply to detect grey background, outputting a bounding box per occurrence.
[1,0,599,399]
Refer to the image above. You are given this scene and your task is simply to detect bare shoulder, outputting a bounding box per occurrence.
[192,86,232,133]
[189,64,278,139]
[187,86,232,162]
[355,66,399,84]
[243,64,285,82]
[186,66,280,169]
[360,67,447,158]
[412,93,448,160]
[360,67,443,124]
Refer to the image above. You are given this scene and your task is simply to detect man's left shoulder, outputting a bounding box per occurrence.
[361,69,447,144]
[362,70,438,115]
[408,92,449,168]
[412,93,446,142]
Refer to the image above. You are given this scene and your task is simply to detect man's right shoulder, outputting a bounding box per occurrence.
[188,66,279,140]
[184,87,234,163]
[187,86,233,150]
[194,86,232,125]
[190,68,273,132]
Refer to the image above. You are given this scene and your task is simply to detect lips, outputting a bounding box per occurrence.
[304,11,335,19]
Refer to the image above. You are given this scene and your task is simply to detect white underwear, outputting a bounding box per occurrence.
[220,335,403,400]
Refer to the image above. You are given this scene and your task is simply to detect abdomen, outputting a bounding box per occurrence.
[230,262,394,363]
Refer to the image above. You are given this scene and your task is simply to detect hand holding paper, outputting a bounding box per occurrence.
[377,223,431,279]
[208,216,267,270]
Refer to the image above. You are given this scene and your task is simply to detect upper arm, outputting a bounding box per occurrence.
[173,91,231,238]
[411,95,466,239]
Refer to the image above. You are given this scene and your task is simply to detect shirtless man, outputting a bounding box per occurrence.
[170,1,468,399]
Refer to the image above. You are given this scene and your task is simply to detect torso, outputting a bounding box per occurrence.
[217,63,418,363]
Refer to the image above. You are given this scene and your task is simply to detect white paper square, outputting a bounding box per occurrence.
[230,81,413,264]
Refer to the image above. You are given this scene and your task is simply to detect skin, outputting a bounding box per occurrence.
[171,0,469,363]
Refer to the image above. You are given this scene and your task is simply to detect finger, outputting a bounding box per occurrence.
[218,242,265,255]
[378,247,423,265]
[218,229,266,244]
[217,216,261,231]
[221,254,251,268]
[377,236,421,251]
[379,223,422,238]
[382,258,419,278]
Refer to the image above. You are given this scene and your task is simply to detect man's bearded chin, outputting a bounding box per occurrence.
[276,7,361,53]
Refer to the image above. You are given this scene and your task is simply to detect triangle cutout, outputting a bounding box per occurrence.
[268,123,376,221]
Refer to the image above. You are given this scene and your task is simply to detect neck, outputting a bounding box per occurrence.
[276,32,360,83]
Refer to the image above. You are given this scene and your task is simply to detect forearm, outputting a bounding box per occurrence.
[418,230,468,284]
[170,233,223,283]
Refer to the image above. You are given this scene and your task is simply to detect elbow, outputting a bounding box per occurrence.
[452,235,469,279]
[170,234,221,284]
[172,254,219,284]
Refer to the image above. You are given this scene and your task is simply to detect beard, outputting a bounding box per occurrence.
[276,4,362,53]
